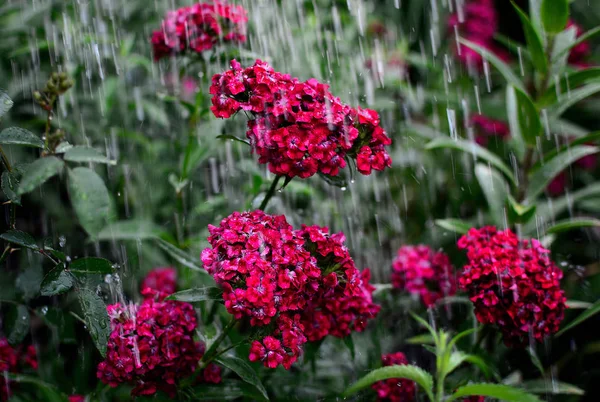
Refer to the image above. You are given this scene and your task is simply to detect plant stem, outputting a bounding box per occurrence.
[517,147,535,202]
[259,175,282,211]
[201,316,236,364]
[0,145,12,172]
[0,145,17,229]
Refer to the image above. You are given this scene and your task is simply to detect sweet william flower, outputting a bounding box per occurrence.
[202,211,380,369]
[0,338,38,402]
[458,226,566,346]
[391,245,456,307]
[140,266,178,300]
[210,60,392,179]
[371,352,416,401]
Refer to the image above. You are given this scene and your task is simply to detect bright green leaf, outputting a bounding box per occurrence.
[507,86,542,146]
[541,67,600,106]
[512,1,548,73]
[448,383,542,402]
[541,0,569,33]
[343,364,434,400]
[17,156,64,195]
[64,146,116,165]
[526,145,600,200]
[556,298,600,336]
[522,380,585,395]
[165,287,223,302]
[426,137,516,185]
[0,230,39,250]
[0,127,44,148]
[215,355,269,401]
[216,134,251,146]
[550,82,600,118]
[554,26,600,61]
[507,195,537,224]
[40,264,73,296]
[475,164,509,226]
[77,288,110,357]
[434,219,471,235]
[69,257,114,276]
[458,38,525,91]
[68,167,111,237]
[546,218,600,234]
[6,304,30,345]
[549,26,577,78]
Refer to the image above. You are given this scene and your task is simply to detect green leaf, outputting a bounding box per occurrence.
[215,355,269,401]
[426,138,516,185]
[6,304,30,345]
[446,351,469,375]
[68,167,111,237]
[475,164,509,226]
[0,89,14,118]
[64,146,116,165]
[55,141,73,153]
[406,334,436,345]
[216,134,251,146]
[343,334,356,360]
[97,220,164,240]
[512,1,548,73]
[535,131,600,166]
[40,264,73,296]
[507,86,542,146]
[69,257,114,276]
[155,238,210,275]
[507,196,537,224]
[549,26,577,78]
[542,67,600,107]
[550,82,600,118]
[0,230,39,250]
[77,288,110,357]
[521,380,585,395]
[165,287,223,302]
[458,38,525,91]
[17,156,64,195]
[526,145,600,200]
[546,218,600,234]
[434,219,471,234]
[541,0,568,33]
[0,127,44,148]
[343,364,434,400]
[566,300,592,309]
[556,298,600,336]
[448,383,542,402]
[463,354,496,379]
[2,171,21,205]
[5,373,65,402]
[554,26,600,61]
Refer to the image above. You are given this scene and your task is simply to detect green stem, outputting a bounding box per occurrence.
[259,175,282,211]
[0,145,17,229]
[517,147,535,202]
[0,145,12,172]
[202,317,236,363]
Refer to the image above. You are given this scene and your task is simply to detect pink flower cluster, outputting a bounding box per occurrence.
[140,266,178,300]
[371,352,416,401]
[210,60,392,178]
[151,1,247,61]
[0,339,37,401]
[391,245,456,307]
[201,210,380,369]
[68,396,85,402]
[568,20,592,69]
[97,270,221,397]
[448,0,509,69]
[458,227,566,346]
[470,114,510,147]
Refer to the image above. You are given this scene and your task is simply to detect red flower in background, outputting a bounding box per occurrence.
[96,299,220,397]
[140,266,178,300]
[202,210,380,369]
[0,338,38,401]
[470,114,510,146]
[458,226,566,346]
[151,1,248,61]
[448,0,510,69]
[210,60,392,179]
[391,245,456,307]
[567,20,592,69]
[68,396,85,402]
[371,352,416,401]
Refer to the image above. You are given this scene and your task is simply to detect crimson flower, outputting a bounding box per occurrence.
[0,338,38,401]
[458,226,566,346]
[140,266,178,300]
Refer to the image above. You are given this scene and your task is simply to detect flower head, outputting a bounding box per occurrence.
[97,298,219,397]
[151,1,248,61]
[210,60,392,179]
[391,245,456,307]
[202,211,380,369]
[458,226,566,346]
[371,352,416,401]
[0,338,37,401]
[140,266,178,300]
[470,114,510,147]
